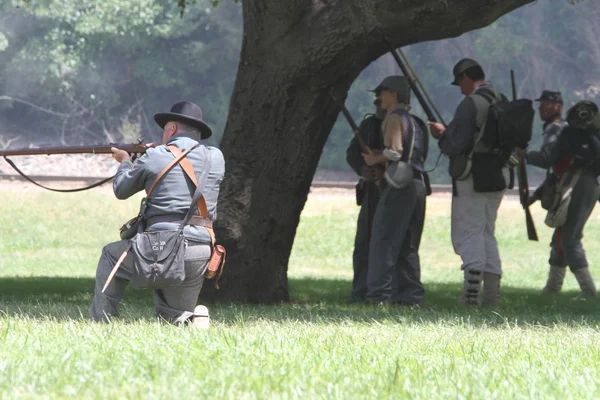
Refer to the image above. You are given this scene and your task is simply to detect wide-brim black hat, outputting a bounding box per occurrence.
[154,101,212,139]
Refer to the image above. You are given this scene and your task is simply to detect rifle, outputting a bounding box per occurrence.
[511,70,538,241]
[382,37,446,127]
[0,142,153,157]
[330,91,371,154]
[1,142,155,192]
[331,91,381,248]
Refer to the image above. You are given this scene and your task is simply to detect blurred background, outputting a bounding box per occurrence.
[0,0,597,184]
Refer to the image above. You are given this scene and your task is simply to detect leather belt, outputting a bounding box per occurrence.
[146,214,213,229]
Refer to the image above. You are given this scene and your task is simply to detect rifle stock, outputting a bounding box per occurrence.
[0,143,154,157]
[511,70,538,241]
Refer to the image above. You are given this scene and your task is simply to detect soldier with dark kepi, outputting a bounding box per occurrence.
[534,91,568,162]
[89,101,225,328]
[527,100,600,297]
[362,75,428,306]
[346,99,386,303]
[528,90,569,293]
[429,59,508,306]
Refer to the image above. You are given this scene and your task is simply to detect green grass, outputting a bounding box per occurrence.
[1,188,600,399]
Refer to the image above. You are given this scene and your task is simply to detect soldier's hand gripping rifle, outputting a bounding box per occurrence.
[0,141,155,192]
[511,70,538,241]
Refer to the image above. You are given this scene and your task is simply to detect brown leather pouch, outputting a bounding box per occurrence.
[205,244,226,289]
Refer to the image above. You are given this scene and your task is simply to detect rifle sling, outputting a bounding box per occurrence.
[168,145,214,244]
[3,157,114,193]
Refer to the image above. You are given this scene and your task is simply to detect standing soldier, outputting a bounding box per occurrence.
[362,75,428,306]
[346,99,385,303]
[527,100,600,297]
[428,59,507,306]
[533,90,568,176]
[528,90,568,293]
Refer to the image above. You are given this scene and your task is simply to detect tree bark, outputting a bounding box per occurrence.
[205,0,535,302]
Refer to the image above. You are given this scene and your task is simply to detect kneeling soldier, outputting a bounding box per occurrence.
[89,101,225,326]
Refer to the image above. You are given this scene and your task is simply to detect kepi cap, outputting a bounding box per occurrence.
[451,58,481,85]
[535,90,563,105]
[370,76,411,103]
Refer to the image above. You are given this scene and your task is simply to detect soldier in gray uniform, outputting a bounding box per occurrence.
[362,76,428,306]
[89,101,225,327]
[527,90,569,293]
[346,100,385,303]
[429,59,507,306]
[527,100,600,297]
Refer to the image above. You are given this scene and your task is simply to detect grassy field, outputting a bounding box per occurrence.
[1,184,600,399]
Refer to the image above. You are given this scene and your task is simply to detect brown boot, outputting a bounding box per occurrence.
[460,270,482,306]
[540,266,567,294]
[482,272,501,306]
[573,268,597,297]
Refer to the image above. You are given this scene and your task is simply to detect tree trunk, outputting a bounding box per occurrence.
[205,0,534,302]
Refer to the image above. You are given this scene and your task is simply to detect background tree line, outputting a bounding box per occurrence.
[0,0,597,184]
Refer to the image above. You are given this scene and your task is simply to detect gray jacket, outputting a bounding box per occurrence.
[113,133,225,244]
[438,82,497,157]
[527,119,567,169]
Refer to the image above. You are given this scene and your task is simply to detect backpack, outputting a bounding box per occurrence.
[475,88,535,151]
[569,127,600,176]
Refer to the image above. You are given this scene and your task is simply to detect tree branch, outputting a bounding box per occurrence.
[0,96,73,118]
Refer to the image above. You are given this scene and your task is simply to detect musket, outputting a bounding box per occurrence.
[382,37,446,127]
[0,142,154,157]
[330,91,371,154]
[512,70,538,241]
[1,142,156,192]
[331,91,380,249]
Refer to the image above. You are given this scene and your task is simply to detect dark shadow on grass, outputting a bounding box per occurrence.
[1,276,599,327]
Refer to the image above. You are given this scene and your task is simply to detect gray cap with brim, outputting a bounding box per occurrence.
[370,76,411,103]
[451,58,481,85]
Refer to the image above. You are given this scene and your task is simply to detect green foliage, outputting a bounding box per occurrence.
[0,0,241,145]
[0,0,596,183]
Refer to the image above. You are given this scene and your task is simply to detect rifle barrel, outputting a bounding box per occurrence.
[331,92,371,154]
[511,70,517,100]
[383,37,438,124]
[511,70,538,241]
[0,143,152,157]
[397,48,447,126]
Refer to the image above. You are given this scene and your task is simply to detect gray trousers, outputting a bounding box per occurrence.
[366,179,426,304]
[89,239,211,324]
[349,184,380,302]
[452,174,505,275]
[550,170,600,271]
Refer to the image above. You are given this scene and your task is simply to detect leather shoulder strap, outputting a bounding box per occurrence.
[146,144,199,198]
[391,109,416,163]
[168,145,209,218]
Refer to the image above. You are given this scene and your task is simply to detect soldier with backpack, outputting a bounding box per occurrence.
[362,75,429,306]
[527,100,600,297]
[428,59,534,306]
